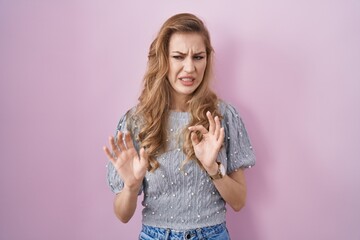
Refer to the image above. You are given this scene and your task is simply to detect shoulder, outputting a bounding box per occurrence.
[118,106,138,121]
[125,106,138,119]
[116,106,138,131]
[218,100,241,118]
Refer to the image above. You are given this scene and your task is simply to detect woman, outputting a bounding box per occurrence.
[103,13,255,240]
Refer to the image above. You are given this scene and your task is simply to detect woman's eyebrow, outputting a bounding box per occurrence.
[171,51,206,55]
[171,51,186,55]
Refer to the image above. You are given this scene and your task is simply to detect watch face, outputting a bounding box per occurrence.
[219,163,226,176]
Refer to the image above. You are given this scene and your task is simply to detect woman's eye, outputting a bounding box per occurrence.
[194,56,205,60]
[172,56,183,60]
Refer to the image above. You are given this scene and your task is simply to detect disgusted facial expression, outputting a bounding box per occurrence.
[167,32,207,107]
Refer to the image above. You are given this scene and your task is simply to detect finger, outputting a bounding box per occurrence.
[109,136,121,154]
[191,132,200,146]
[116,131,126,151]
[124,132,135,149]
[207,111,215,134]
[214,116,221,139]
[218,127,225,146]
[103,146,116,165]
[139,148,149,168]
[188,125,208,135]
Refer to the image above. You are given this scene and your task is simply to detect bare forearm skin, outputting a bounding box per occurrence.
[212,170,247,212]
[113,184,141,223]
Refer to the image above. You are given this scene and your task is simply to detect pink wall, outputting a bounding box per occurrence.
[1,1,359,239]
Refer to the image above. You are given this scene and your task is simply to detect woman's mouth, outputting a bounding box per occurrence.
[179,77,195,86]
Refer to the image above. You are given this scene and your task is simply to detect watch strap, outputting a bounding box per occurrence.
[209,162,223,180]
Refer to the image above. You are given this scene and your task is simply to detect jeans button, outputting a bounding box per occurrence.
[186,233,191,239]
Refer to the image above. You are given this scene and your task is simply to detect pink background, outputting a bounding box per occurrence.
[1,1,359,239]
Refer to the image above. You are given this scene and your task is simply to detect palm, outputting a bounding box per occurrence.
[193,133,221,166]
[189,112,225,170]
[114,147,145,181]
[104,132,148,189]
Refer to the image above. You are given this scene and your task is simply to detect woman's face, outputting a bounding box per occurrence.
[167,32,207,104]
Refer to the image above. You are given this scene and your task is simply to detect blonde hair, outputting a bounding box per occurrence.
[132,13,221,172]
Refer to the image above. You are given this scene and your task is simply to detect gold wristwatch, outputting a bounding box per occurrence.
[209,162,226,180]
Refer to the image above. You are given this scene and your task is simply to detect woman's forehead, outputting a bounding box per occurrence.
[168,33,206,53]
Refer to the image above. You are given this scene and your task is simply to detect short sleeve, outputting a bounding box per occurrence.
[106,111,143,195]
[222,102,256,173]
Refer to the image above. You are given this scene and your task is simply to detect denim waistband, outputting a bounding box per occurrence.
[140,222,227,240]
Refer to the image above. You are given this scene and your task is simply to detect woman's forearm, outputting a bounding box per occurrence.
[113,185,141,223]
[212,170,247,211]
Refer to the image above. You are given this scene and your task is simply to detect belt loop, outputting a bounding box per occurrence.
[164,228,170,240]
[196,228,203,239]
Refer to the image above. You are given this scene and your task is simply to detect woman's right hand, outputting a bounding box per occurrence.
[103,131,149,192]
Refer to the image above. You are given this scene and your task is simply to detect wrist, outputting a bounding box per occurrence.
[208,162,226,180]
[206,162,219,176]
[123,181,142,193]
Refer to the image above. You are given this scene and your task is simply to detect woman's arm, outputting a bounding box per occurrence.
[104,132,148,223]
[113,183,142,223]
[210,168,247,211]
[189,111,248,211]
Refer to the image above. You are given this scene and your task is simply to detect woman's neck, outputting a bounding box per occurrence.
[170,103,188,112]
[170,95,188,112]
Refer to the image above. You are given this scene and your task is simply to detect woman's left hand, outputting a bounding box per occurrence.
[188,111,225,175]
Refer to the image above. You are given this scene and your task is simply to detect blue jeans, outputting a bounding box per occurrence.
[139,222,230,240]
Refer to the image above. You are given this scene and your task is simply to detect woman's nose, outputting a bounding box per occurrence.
[183,58,195,73]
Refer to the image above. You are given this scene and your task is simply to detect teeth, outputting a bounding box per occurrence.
[180,78,193,82]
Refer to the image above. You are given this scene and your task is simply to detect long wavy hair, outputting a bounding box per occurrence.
[132,13,222,172]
